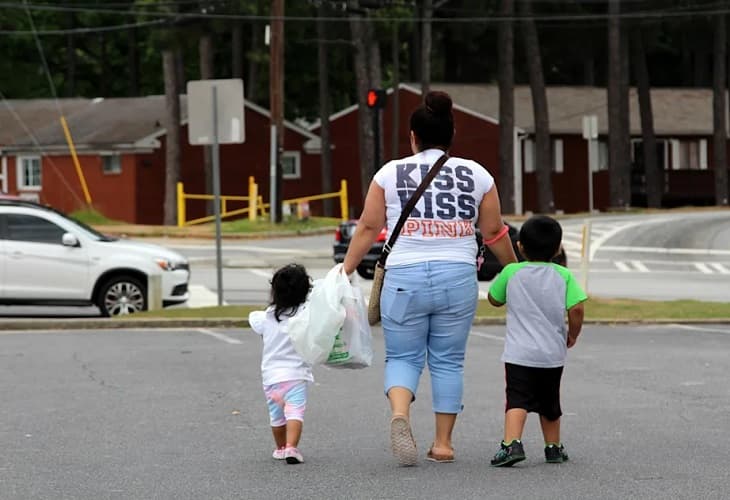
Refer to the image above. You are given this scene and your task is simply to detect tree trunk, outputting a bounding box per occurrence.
[632,28,661,208]
[421,0,433,96]
[391,22,400,159]
[175,49,185,94]
[247,0,265,102]
[127,27,139,96]
[607,0,626,208]
[619,24,631,206]
[65,12,76,97]
[498,0,515,214]
[232,22,243,79]
[163,50,182,226]
[350,14,375,201]
[99,33,108,97]
[713,15,729,205]
[410,21,420,83]
[583,54,595,86]
[317,4,333,216]
[199,33,215,214]
[521,0,554,213]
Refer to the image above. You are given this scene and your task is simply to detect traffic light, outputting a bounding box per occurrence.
[366,88,387,109]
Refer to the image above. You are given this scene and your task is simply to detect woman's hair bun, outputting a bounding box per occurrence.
[424,91,453,116]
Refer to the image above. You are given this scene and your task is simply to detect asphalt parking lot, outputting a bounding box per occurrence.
[1,323,728,500]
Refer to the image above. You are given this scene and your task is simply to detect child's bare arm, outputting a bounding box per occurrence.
[566,301,585,348]
[488,293,504,307]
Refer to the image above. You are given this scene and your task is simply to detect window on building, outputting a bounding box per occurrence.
[102,154,122,174]
[17,156,41,190]
[281,151,301,179]
[524,139,535,173]
[670,139,707,170]
[553,139,564,173]
[523,139,564,173]
[597,141,609,171]
[4,214,65,244]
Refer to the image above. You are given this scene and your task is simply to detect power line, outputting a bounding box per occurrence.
[23,0,58,106]
[0,18,169,35]
[2,1,730,23]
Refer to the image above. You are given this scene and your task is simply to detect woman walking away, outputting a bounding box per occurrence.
[343,91,517,466]
[248,264,313,464]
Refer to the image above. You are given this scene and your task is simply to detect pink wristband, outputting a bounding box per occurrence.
[483,224,509,246]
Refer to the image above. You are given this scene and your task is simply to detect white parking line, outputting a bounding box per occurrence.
[601,245,730,256]
[471,330,504,342]
[668,324,730,335]
[197,328,242,344]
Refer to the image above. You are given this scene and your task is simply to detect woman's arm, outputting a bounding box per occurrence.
[477,186,518,267]
[342,181,386,276]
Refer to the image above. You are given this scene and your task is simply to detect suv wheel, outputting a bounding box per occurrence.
[97,275,147,317]
[356,265,375,280]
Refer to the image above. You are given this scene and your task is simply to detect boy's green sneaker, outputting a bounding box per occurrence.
[490,440,526,467]
[544,444,569,463]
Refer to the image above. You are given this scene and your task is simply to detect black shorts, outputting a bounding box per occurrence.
[504,363,564,421]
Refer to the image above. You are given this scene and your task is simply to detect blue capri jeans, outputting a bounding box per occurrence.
[380,261,478,414]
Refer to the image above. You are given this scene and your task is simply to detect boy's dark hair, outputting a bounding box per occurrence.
[269,263,311,321]
[519,215,563,262]
[409,91,454,150]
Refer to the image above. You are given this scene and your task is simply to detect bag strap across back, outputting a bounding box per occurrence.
[377,153,449,267]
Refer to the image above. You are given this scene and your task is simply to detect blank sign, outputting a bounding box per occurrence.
[187,79,245,145]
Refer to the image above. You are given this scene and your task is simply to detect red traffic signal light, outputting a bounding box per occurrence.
[366,88,387,109]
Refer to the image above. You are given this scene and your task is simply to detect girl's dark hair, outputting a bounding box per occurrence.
[409,91,454,150]
[269,263,311,321]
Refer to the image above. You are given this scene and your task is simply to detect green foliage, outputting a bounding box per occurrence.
[0,0,724,116]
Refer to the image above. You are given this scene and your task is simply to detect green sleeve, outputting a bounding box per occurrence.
[560,267,588,309]
[488,263,520,304]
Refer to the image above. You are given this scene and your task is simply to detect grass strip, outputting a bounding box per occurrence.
[117,297,730,322]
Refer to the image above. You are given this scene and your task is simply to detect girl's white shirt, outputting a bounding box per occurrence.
[249,306,314,386]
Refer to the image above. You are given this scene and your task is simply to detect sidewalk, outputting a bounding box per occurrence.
[95,224,337,240]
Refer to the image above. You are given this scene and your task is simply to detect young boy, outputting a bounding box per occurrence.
[487,215,587,466]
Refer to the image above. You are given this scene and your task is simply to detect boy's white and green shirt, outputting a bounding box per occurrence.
[489,262,587,368]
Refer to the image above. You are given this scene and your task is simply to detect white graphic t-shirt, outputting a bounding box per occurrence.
[372,148,495,268]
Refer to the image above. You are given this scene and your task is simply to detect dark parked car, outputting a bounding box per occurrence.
[333,220,566,281]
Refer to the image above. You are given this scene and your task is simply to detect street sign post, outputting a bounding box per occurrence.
[187,79,245,306]
[582,115,598,213]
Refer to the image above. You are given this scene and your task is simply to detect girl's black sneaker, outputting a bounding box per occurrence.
[544,444,569,463]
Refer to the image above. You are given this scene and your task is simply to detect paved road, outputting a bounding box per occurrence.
[1,323,728,499]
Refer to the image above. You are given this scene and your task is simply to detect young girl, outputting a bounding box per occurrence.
[248,264,313,464]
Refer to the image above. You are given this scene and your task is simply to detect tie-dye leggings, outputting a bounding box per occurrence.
[262,380,308,427]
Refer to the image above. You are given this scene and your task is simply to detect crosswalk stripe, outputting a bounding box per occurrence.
[615,261,632,272]
[709,263,730,274]
[694,263,713,274]
[631,260,649,272]
[249,269,273,278]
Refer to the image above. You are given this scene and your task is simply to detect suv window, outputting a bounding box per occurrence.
[4,214,66,244]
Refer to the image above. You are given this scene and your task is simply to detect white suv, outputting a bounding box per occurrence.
[0,200,190,316]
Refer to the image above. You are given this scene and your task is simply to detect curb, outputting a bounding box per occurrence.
[1,317,729,331]
[98,227,338,240]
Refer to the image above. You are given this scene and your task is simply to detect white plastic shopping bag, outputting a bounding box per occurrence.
[326,283,373,369]
[287,264,349,364]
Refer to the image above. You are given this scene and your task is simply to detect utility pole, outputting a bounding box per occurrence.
[269,0,284,223]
